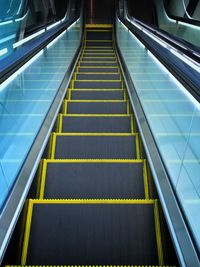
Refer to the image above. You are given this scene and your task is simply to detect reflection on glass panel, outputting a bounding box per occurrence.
[0,19,81,209]
[116,17,200,252]
[164,0,200,20]
[0,0,69,61]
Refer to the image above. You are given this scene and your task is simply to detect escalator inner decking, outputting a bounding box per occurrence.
[43,162,145,199]
[26,203,158,265]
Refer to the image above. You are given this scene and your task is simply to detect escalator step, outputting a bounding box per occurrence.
[70,90,124,100]
[78,67,119,73]
[61,116,132,133]
[40,161,146,199]
[82,53,115,57]
[23,200,160,265]
[76,73,120,80]
[86,41,113,47]
[79,62,118,67]
[86,31,112,40]
[52,135,137,159]
[84,47,114,51]
[74,80,122,89]
[81,57,116,62]
[66,101,128,114]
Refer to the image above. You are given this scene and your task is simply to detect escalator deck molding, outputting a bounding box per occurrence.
[21,199,163,265]
[37,159,149,199]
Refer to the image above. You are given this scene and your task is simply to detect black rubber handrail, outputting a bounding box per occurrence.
[0,16,79,85]
[163,0,200,26]
[118,14,200,102]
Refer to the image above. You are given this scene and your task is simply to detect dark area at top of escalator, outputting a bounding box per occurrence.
[126,0,158,26]
[86,0,115,24]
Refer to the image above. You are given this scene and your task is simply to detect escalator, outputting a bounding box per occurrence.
[4,24,177,266]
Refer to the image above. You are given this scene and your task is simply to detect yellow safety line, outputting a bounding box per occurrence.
[39,159,47,199]
[85,24,113,28]
[75,72,119,75]
[78,66,117,69]
[74,80,122,82]
[67,89,72,100]
[36,160,44,198]
[65,100,126,103]
[143,159,150,199]
[65,101,68,114]
[79,61,117,63]
[136,133,141,160]
[62,114,131,117]
[124,90,127,100]
[21,200,34,265]
[54,133,137,137]
[50,133,56,159]
[154,200,164,265]
[72,88,124,91]
[61,114,131,117]
[86,29,112,32]
[43,159,144,164]
[58,114,63,133]
[130,116,135,133]
[6,266,177,267]
[47,134,54,159]
[29,199,155,204]
[127,101,130,114]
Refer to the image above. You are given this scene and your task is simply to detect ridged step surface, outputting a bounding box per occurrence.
[66,101,127,114]
[41,161,145,199]
[23,201,160,265]
[70,90,124,100]
[76,73,120,80]
[61,116,132,133]
[78,67,119,73]
[74,81,122,89]
[52,135,137,159]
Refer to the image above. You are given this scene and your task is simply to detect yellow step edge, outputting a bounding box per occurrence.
[65,100,126,103]
[85,24,113,28]
[38,159,147,200]
[74,80,122,82]
[79,61,117,63]
[154,200,164,265]
[83,46,114,49]
[41,159,145,163]
[87,29,112,32]
[60,114,131,117]
[54,133,137,136]
[71,89,123,91]
[6,266,177,267]
[75,72,120,75]
[81,56,116,58]
[20,198,157,264]
[77,66,119,69]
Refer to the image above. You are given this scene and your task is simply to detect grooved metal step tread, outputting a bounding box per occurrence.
[52,135,137,159]
[84,47,114,50]
[61,116,132,133]
[81,57,116,62]
[78,67,119,73]
[40,161,145,199]
[79,62,118,67]
[82,53,116,57]
[76,73,120,80]
[70,90,124,100]
[66,101,128,114]
[23,200,160,265]
[86,41,113,47]
[86,31,112,40]
[74,81,122,89]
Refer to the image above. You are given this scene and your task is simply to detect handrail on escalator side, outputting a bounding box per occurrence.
[118,14,200,103]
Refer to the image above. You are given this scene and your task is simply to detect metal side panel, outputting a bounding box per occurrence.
[61,116,131,133]
[42,161,145,199]
[54,135,137,159]
[25,201,159,265]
